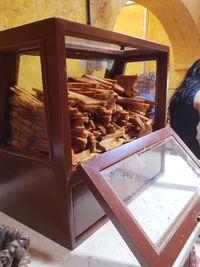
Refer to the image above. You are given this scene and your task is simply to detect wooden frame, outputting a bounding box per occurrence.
[0,18,169,249]
[78,127,200,266]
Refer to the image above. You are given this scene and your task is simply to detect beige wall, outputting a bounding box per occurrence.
[181,0,200,35]
[113,0,200,92]
[0,0,125,30]
[90,0,126,29]
[0,0,86,29]
[113,5,176,88]
[113,5,145,37]
[113,5,145,75]
[134,0,200,71]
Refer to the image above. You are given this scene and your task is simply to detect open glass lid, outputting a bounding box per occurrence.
[78,127,200,267]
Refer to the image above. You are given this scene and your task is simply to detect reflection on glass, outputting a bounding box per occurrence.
[66,58,114,78]
[134,70,157,100]
[7,50,49,157]
[101,137,200,252]
[65,36,138,51]
[101,149,162,202]
[124,64,157,120]
[18,53,43,92]
[65,36,120,51]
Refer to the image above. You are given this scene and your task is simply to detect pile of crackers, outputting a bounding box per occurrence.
[9,86,48,155]
[68,74,155,164]
[8,74,155,164]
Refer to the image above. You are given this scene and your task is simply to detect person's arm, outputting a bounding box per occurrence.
[193,90,200,118]
[193,91,200,146]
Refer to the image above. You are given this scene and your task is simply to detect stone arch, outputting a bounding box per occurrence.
[132,0,200,70]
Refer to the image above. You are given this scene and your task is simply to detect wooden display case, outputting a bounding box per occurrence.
[0,18,168,249]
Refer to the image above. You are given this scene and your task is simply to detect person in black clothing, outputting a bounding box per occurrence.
[169,59,200,158]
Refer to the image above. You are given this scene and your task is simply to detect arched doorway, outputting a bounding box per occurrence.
[113,0,200,89]
[135,0,200,69]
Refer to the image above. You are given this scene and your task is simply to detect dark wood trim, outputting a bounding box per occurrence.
[0,52,18,143]
[154,52,169,130]
[78,127,200,266]
[62,18,169,52]
[123,49,165,59]
[65,44,122,60]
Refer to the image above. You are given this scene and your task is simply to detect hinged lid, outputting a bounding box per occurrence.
[78,127,200,266]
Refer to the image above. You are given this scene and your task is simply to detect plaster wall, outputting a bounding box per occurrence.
[113,0,200,90]
[0,0,125,30]
[113,5,145,75]
[181,0,200,35]
[0,0,86,29]
[135,0,200,71]
[113,5,176,89]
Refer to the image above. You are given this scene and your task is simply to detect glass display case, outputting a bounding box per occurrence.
[0,18,169,249]
[78,127,200,266]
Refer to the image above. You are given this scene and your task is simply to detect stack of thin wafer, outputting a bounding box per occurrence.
[68,74,156,164]
[9,86,48,155]
[8,73,155,164]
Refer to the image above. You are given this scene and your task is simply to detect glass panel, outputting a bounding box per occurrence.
[65,36,138,51]
[124,61,157,120]
[101,137,200,252]
[65,36,120,51]
[67,58,114,78]
[18,53,43,91]
[6,49,49,157]
[125,61,157,98]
